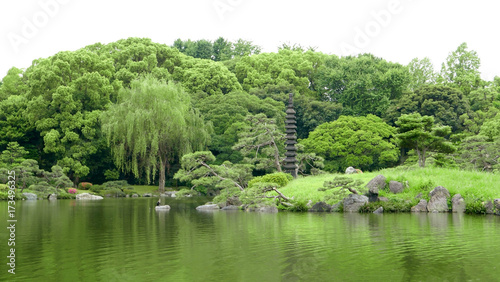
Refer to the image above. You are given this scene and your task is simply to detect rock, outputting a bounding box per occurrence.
[484,201,495,214]
[132,194,139,198]
[331,202,342,212]
[389,181,404,194]
[378,197,389,202]
[427,186,450,212]
[125,194,129,198]
[308,201,332,212]
[221,205,240,210]
[373,207,384,214]
[306,200,313,209]
[411,199,428,212]
[142,193,152,197]
[196,204,220,211]
[256,206,278,213]
[366,175,386,195]
[163,191,177,197]
[415,193,423,199]
[48,194,57,200]
[23,193,37,200]
[345,166,356,174]
[495,199,500,216]
[155,205,170,210]
[343,194,369,212]
[226,196,242,206]
[76,193,104,200]
[451,194,465,213]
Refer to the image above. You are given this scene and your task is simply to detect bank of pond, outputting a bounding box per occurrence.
[4,167,500,216]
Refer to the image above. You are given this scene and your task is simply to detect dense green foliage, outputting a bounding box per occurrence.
[1,37,499,197]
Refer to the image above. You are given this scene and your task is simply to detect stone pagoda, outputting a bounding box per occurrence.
[283,93,298,178]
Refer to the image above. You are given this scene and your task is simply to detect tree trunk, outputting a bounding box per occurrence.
[158,157,167,194]
[271,141,282,172]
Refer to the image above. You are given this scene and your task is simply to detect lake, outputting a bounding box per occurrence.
[1,198,499,281]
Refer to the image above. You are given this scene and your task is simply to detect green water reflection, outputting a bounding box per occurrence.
[0,198,499,281]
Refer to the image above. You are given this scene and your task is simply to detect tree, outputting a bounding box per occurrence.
[212,37,233,61]
[439,42,481,95]
[407,57,437,91]
[174,151,253,193]
[194,91,285,163]
[395,113,455,168]
[385,85,470,132]
[315,54,410,116]
[101,77,211,193]
[454,136,500,172]
[232,114,285,173]
[301,115,399,172]
[0,142,28,169]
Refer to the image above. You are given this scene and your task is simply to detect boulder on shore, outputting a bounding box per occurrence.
[411,199,428,212]
[427,186,450,212]
[221,205,240,211]
[373,207,384,214]
[494,199,500,216]
[23,193,37,200]
[343,194,368,212]
[366,175,386,195]
[389,181,404,194]
[451,194,465,213]
[308,201,332,212]
[48,194,57,200]
[76,193,103,200]
[196,204,220,211]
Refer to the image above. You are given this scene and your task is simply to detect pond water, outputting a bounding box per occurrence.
[1,198,499,281]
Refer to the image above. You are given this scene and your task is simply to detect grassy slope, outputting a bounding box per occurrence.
[280,167,500,205]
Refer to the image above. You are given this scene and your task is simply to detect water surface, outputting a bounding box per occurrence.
[1,198,499,281]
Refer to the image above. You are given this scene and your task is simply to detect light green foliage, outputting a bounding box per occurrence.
[173,57,242,95]
[234,49,326,96]
[396,113,455,167]
[248,172,293,188]
[102,77,211,192]
[301,115,399,172]
[315,54,410,116]
[174,151,253,192]
[479,113,500,141]
[439,42,481,95]
[407,57,437,91]
[320,176,364,203]
[232,114,285,172]
[386,85,470,132]
[172,37,261,61]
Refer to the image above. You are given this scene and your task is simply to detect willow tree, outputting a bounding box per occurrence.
[102,77,210,193]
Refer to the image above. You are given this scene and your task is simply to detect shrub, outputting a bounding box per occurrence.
[68,188,77,194]
[78,182,93,190]
[465,199,487,214]
[248,172,293,188]
[359,200,417,213]
[28,182,52,192]
[99,188,125,197]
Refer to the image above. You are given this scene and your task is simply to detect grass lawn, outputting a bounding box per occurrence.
[280,167,500,205]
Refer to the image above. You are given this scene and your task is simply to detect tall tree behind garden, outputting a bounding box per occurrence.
[439,42,481,95]
[101,77,210,193]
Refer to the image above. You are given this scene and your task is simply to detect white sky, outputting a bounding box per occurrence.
[1,0,499,81]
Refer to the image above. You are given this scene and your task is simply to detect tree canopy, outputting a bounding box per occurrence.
[101,77,211,192]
